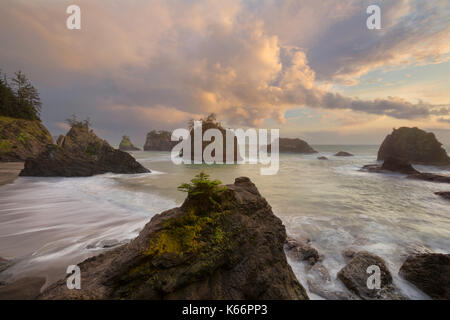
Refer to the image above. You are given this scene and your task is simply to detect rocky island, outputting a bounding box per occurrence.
[276,138,317,154]
[119,135,140,151]
[144,130,178,151]
[40,174,308,300]
[20,119,149,177]
[378,127,450,166]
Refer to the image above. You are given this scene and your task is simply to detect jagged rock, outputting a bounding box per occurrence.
[0,277,46,300]
[378,127,450,166]
[317,156,328,160]
[119,135,140,151]
[274,138,317,154]
[285,237,320,265]
[362,157,419,174]
[337,251,405,300]
[399,253,450,299]
[20,124,149,177]
[144,130,178,151]
[435,192,450,200]
[334,151,353,157]
[40,177,308,300]
[0,116,52,161]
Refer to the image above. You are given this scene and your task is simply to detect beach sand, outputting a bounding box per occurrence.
[0,162,23,186]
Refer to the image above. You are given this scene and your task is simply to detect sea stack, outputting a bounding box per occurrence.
[119,135,140,151]
[40,176,308,300]
[20,122,149,177]
[276,138,317,154]
[144,130,178,151]
[378,127,450,166]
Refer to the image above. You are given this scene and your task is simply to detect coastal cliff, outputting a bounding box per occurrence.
[0,116,52,161]
[40,175,308,300]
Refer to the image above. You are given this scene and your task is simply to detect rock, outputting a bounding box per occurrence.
[399,253,450,299]
[0,257,12,273]
[285,237,320,265]
[307,281,353,300]
[334,151,353,157]
[378,127,450,166]
[0,116,52,161]
[275,138,317,154]
[342,248,358,260]
[40,177,308,300]
[144,130,178,151]
[337,251,405,300]
[119,135,140,151]
[435,192,450,200]
[407,173,450,184]
[362,157,419,174]
[20,124,149,177]
[0,277,46,300]
[317,156,328,160]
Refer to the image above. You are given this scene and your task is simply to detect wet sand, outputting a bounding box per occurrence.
[0,162,23,186]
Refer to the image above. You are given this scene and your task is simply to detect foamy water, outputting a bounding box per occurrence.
[0,146,449,298]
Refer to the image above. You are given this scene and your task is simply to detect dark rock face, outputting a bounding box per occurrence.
[20,125,149,177]
[119,135,140,151]
[399,253,449,300]
[378,127,450,166]
[337,251,405,300]
[435,192,450,200]
[144,130,178,151]
[272,138,317,154]
[334,151,353,157]
[0,116,52,161]
[40,177,308,300]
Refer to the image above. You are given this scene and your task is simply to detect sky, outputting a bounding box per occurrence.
[1,0,449,146]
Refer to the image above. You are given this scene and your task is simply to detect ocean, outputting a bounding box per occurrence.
[1,145,449,299]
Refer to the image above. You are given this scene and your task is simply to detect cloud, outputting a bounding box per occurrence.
[0,0,448,144]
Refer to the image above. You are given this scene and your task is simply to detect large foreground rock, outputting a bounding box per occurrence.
[378,127,450,166]
[20,124,149,177]
[399,253,450,299]
[337,251,404,300]
[40,177,308,300]
[0,116,52,161]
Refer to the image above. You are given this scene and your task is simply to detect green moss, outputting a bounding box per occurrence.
[0,140,11,152]
[85,144,96,155]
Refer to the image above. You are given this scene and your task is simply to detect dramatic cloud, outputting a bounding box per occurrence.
[0,0,449,144]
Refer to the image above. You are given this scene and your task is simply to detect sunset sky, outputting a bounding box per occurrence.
[1,0,449,145]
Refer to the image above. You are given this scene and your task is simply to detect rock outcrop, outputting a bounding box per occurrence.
[275,138,317,154]
[337,251,405,300]
[378,127,450,166]
[334,151,353,157]
[399,253,449,299]
[407,173,450,184]
[144,130,178,151]
[285,237,320,265]
[435,192,450,200]
[119,135,140,151]
[0,116,52,161]
[20,124,149,177]
[362,157,419,174]
[40,177,308,300]
[317,156,328,160]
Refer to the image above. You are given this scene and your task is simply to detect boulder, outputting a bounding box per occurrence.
[40,177,308,300]
[20,124,149,177]
[119,135,140,151]
[317,156,328,160]
[0,116,52,161]
[378,127,450,166]
[337,251,405,300]
[334,151,353,157]
[399,253,450,299]
[435,192,450,200]
[144,130,178,151]
[285,237,320,265]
